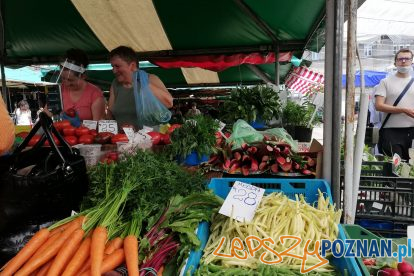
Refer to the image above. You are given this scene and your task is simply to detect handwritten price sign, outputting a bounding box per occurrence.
[82,120,97,130]
[219,181,265,222]
[98,120,118,134]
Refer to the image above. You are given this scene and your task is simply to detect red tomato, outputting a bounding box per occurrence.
[53,121,63,131]
[28,134,42,147]
[75,127,90,137]
[167,124,181,134]
[111,134,129,144]
[60,120,72,128]
[44,135,61,147]
[105,151,119,161]
[147,131,161,145]
[78,134,94,144]
[65,108,76,118]
[99,157,114,164]
[161,133,171,145]
[89,129,98,137]
[64,135,78,146]
[63,126,76,136]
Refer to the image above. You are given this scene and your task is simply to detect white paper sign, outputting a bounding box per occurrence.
[372,202,383,210]
[83,120,97,130]
[123,127,135,141]
[219,181,265,222]
[143,126,154,132]
[401,163,411,178]
[98,120,118,134]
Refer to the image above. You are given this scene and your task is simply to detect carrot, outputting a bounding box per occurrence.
[46,229,84,276]
[90,226,108,276]
[78,258,90,274]
[157,266,164,276]
[0,228,50,276]
[124,235,139,276]
[49,215,84,237]
[35,259,53,276]
[80,248,125,276]
[15,216,83,276]
[61,237,91,276]
[104,237,123,255]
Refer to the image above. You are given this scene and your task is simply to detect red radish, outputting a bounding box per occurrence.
[306,157,316,167]
[241,165,250,176]
[241,143,249,151]
[402,273,414,276]
[214,132,221,138]
[233,151,242,161]
[250,158,258,172]
[270,164,278,173]
[380,268,401,276]
[283,147,290,155]
[208,155,219,164]
[247,146,257,154]
[262,155,269,162]
[266,145,273,152]
[399,261,414,273]
[242,155,251,162]
[302,169,312,175]
[259,162,268,171]
[276,156,286,165]
[363,258,376,266]
[274,147,281,153]
[224,132,231,138]
[229,161,241,174]
[281,162,292,172]
[223,159,231,170]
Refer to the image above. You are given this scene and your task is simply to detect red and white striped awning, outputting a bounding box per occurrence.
[284,66,324,94]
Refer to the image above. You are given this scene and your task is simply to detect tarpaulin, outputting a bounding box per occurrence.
[284,66,324,94]
[151,52,292,72]
[342,70,387,87]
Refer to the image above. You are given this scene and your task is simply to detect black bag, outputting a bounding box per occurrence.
[0,112,89,234]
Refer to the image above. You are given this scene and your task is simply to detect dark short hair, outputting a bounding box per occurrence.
[395,48,413,62]
[65,48,89,68]
[109,46,137,64]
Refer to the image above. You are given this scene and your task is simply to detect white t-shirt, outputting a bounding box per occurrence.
[15,108,32,125]
[375,74,414,128]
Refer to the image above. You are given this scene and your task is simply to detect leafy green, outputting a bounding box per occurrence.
[167,115,219,159]
[282,100,317,127]
[221,85,282,124]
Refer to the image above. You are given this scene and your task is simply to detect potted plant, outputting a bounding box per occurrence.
[168,115,219,166]
[282,100,318,142]
[221,85,282,129]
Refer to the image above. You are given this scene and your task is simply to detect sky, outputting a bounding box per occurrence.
[347,0,414,38]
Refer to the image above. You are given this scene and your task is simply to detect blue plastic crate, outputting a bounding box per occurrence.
[184,178,361,275]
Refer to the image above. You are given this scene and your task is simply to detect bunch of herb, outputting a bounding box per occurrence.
[221,85,282,124]
[82,150,206,236]
[282,100,317,127]
[167,115,219,159]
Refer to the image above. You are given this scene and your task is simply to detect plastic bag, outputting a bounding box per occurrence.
[133,70,171,129]
[228,119,298,152]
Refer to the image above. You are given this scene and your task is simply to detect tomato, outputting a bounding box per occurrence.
[28,134,42,147]
[147,131,161,145]
[64,135,78,146]
[63,126,76,136]
[94,132,114,144]
[99,157,114,164]
[60,120,72,128]
[53,121,63,131]
[44,135,61,147]
[89,129,98,137]
[167,124,181,134]
[65,108,76,118]
[111,134,129,144]
[161,133,171,145]
[78,134,94,144]
[75,127,90,137]
[105,151,119,161]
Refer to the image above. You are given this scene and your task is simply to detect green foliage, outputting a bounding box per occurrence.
[282,100,317,127]
[221,85,282,124]
[168,115,219,159]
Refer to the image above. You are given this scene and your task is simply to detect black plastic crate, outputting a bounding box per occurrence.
[355,218,408,238]
[341,175,414,221]
[341,161,396,177]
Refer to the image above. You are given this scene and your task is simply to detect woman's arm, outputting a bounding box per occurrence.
[106,85,116,119]
[91,96,106,121]
[148,74,173,108]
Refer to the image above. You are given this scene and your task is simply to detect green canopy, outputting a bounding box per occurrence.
[3,0,326,88]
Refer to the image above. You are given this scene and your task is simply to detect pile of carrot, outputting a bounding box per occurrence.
[0,215,139,276]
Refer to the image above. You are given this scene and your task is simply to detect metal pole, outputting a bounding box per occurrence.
[352,48,368,220]
[246,64,272,84]
[324,0,344,207]
[275,44,280,86]
[0,0,9,112]
[344,0,357,224]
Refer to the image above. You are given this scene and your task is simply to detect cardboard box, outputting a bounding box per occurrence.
[298,139,323,178]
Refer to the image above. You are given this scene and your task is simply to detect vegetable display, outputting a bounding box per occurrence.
[198,191,342,274]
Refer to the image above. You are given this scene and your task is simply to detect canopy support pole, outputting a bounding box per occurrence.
[0,0,9,111]
[275,44,280,86]
[324,0,344,207]
[246,64,272,84]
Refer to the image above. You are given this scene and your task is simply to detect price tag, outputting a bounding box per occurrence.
[372,202,383,210]
[393,153,402,167]
[83,120,97,130]
[143,126,154,132]
[219,181,265,223]
[215,119,226,131]
[401,163,411,178]
[123,127,135,141]
[98,120,118,134]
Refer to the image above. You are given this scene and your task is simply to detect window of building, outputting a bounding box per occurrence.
[364,44,372,57]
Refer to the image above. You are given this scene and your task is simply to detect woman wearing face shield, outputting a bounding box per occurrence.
[59,49,105,124]
[375,48,414,160]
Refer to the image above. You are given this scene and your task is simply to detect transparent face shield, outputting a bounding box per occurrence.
[52,59,86,85]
